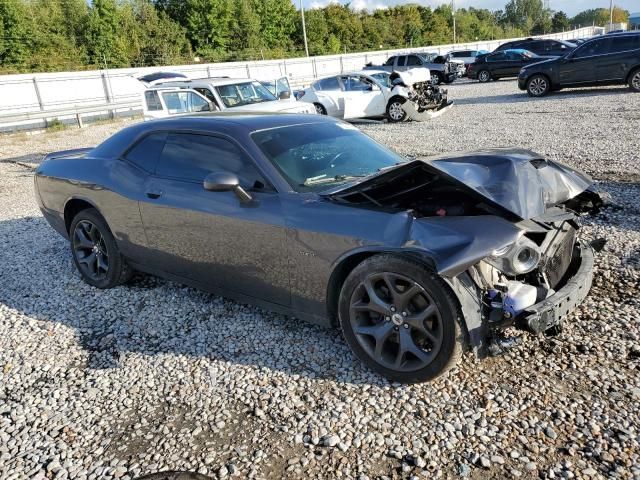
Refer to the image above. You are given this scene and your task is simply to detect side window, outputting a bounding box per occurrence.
[573,38,611,58]
[407,55,422,66]
[156,133,267,189]
[194,87,219,109]
[396,56,406,67]
[505,51,522,61]
[525,41,544,53]
[124,132,167,173]
[188,92,209,112]
[144,91,163,111]
[487,52,506,62]
[318,77,341,91]
[610,35,640,53]
[384,57,395,66]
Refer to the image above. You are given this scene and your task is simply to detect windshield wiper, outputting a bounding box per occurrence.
[302,174,366,186]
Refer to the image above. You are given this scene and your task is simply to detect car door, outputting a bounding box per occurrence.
[395,55,408,71]
[137,131,290,306]
[595,35,640,83]
[486,52,507,76]
[502,51,525,76]
[313,76,344,117]
[559,37,611,86]
[340,75,386,119]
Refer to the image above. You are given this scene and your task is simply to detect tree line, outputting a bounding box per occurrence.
[0,0,631,74]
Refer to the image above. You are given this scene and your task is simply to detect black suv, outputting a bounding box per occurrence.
[518,32,640,97]
[495,38,576,57]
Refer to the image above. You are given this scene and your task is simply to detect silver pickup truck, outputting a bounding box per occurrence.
[364,53,462,84]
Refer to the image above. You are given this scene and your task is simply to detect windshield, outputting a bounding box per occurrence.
[418,53,437,62]
[252,122,405,192]
[215,81,277,108]
[369,72,391,88]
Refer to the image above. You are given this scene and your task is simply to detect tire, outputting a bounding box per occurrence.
[443,74,455,84]
[526,74,551,97]
[338,255,464,383]
[386,97,407,123]
[69,208,133,289]
[313,102,327,115]
[432,72,444,85]
[629,68,640,92]
[478,69,491,83]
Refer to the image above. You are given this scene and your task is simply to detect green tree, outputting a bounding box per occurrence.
[551,11,570,32]
[85,0,130,67]
[231,0,262,57]
[503,0,548,34]
[0,0,29,72]
[183,0,234,61]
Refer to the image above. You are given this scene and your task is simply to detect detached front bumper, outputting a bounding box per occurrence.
[519,242,594,333]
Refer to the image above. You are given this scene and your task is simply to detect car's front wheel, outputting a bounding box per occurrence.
[314,102,327,115]
[338,255,463,383]
[386,97,407,123]
[432,72,444,85]
[478,69,491,83]
[629,68,640,92]
[526,74,550,97]
[70,208,133,289]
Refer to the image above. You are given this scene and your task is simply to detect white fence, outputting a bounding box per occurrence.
[0,26,597,131]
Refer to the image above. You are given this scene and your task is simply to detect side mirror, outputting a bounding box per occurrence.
[203,172,253,204]
[278,90,291,100]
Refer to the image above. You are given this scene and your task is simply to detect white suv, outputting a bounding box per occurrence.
[156,77,316,115]
[142,87,214,121]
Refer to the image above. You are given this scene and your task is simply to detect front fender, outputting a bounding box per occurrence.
[407,216,522,277]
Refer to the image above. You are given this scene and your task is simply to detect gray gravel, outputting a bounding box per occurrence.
[1,79,639,480]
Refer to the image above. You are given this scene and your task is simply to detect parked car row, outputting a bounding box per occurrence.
[464,32,640,98]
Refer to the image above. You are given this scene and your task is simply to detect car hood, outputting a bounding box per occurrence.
[326,148,593,221]
[229,101,314,114]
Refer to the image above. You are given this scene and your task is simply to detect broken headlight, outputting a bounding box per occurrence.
[486,236,541,275]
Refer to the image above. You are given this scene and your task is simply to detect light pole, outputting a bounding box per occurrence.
[300,0,309,57]
[609,0,614,31]
[452,0,457,45]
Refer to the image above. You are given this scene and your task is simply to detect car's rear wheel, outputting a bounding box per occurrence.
[386,97,407,123]
[629,69,640,92]
[314,102,327,115]
[70,208,132,289]
[478,69,491,83]
[526,74,550,97]
[338,255,463,383]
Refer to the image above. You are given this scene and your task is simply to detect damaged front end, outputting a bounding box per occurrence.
[326,148,604,357]
[389,70,453,121]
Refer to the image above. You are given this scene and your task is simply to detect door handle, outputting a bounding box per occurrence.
[146,190,163,199]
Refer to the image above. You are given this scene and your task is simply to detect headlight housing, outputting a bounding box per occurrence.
[486,235,541,275]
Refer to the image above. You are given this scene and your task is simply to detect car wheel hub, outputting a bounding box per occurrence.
[349,272,443,372]
[633,72,640,89]
[389,103,404,120]
[480,71,489,81]
[530,78,546,95]
[73,220,109,281]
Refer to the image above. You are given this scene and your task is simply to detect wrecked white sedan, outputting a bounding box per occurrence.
[298,70,452,122]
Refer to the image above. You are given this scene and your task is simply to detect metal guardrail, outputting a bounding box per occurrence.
[0,99,141,129]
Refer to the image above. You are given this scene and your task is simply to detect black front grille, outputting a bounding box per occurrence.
[543,227,576,289]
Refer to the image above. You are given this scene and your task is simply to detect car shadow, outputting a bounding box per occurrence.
[454,85,632,105]
[0,215,390,386]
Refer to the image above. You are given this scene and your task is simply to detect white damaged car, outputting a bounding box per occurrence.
[298,70,452,122]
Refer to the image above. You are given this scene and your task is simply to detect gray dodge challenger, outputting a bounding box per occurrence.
[34,113,603,383]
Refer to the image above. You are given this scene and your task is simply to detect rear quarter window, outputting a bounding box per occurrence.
[124,132,167,173]
[144,91,163,111]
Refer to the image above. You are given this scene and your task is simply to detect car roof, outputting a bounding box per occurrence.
[159,77,257,87]
[91,113,340,159]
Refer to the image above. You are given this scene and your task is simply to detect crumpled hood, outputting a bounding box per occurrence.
[327,148,593,221]
[425,148,593,219]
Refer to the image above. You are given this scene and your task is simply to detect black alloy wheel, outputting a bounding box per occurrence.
[339,255,463,383]
[478,70,491,83]
[70,208,133,288]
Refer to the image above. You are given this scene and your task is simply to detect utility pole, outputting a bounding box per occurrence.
[609,0,614,31]
[300,0,309,57]
[452,0,456,45]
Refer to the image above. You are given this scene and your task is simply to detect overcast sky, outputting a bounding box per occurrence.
[304,0,638,17]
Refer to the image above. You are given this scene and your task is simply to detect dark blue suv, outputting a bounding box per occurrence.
[518,32,640,97]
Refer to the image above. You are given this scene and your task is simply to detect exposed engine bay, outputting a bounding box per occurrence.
[389,70,453,120]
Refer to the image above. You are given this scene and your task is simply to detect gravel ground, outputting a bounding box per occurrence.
[0,79,639,480]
